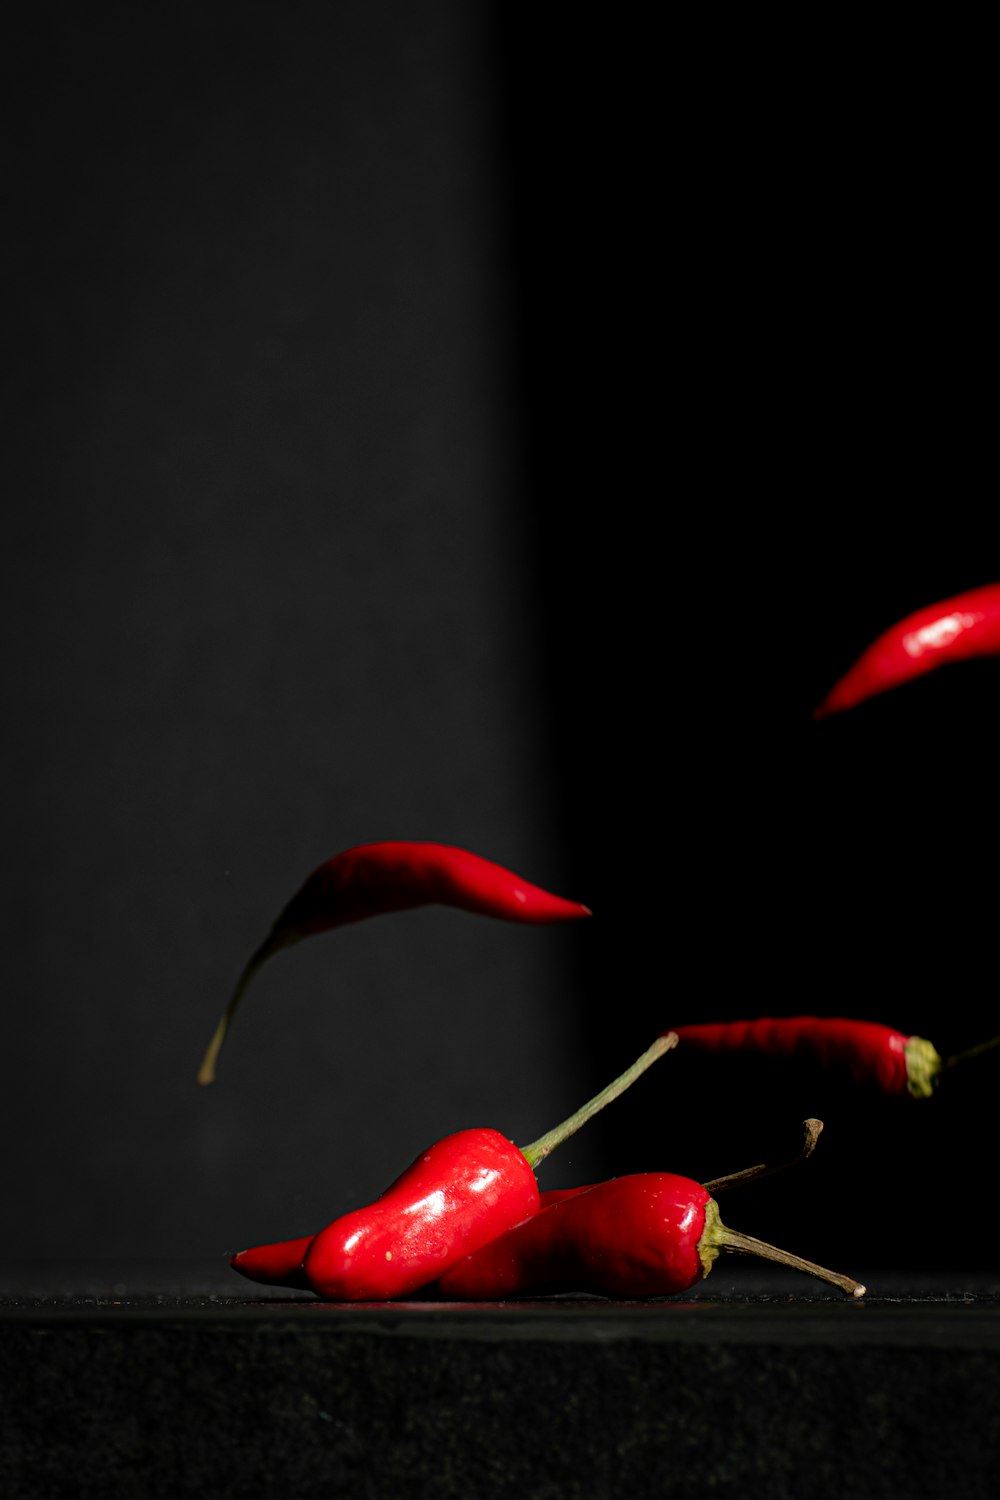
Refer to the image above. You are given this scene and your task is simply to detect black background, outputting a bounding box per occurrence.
[3,6,995,1280]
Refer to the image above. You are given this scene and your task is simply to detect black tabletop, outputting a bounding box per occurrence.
[5,1262,999,1500]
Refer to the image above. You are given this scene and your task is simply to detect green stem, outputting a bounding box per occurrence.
[941,1032,1000,1073]
[714,1221,866,1298]
[703,1119,824,1197]
[519,1032,677,1168]
[196,932,295,1086]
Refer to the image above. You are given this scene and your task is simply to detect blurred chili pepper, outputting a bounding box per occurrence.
[198,841,591,1084]
[670,1017,942,1097]
[231,1033,675,1300]
[814,581,1000,718]
[434,1170,865,1299]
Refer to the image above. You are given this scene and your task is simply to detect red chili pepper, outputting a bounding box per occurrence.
[433,1171,865,1299]
[814,582,1000,718]
[302,1127,541,1300]
[232,1032,675,1301]
[198,841,591,1085]
[670,1017,943,1098]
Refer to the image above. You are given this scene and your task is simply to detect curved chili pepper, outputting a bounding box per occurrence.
[198,841,591,1085]
[434,1171,865,1299]
[670,1017,942,1098]
[814,581,1000,718]
[233,1032,675,1301]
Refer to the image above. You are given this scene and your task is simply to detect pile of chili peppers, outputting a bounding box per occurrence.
[200,842,868,1300]
[200,582,1000,1302]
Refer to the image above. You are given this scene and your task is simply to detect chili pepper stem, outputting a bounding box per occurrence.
[702,1200,865,1298]
[518,1032,678,1168]
[702,1119,824,1197]
[196,932,297,1086]
[940,1033,1000,1073]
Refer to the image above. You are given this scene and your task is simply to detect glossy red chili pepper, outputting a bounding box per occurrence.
[303,1126,541,1300]
[434,1171,865,1299]
[670,1017,942,1098]
[198,841,591,1084]
[233,1033,675,1300]
[814,581,1000,718]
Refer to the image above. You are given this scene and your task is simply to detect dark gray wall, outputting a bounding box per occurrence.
[4,4,596,1267]
[4,6,996,1278]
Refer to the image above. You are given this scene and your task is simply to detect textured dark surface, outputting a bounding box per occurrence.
[4,1266,1000,1499]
